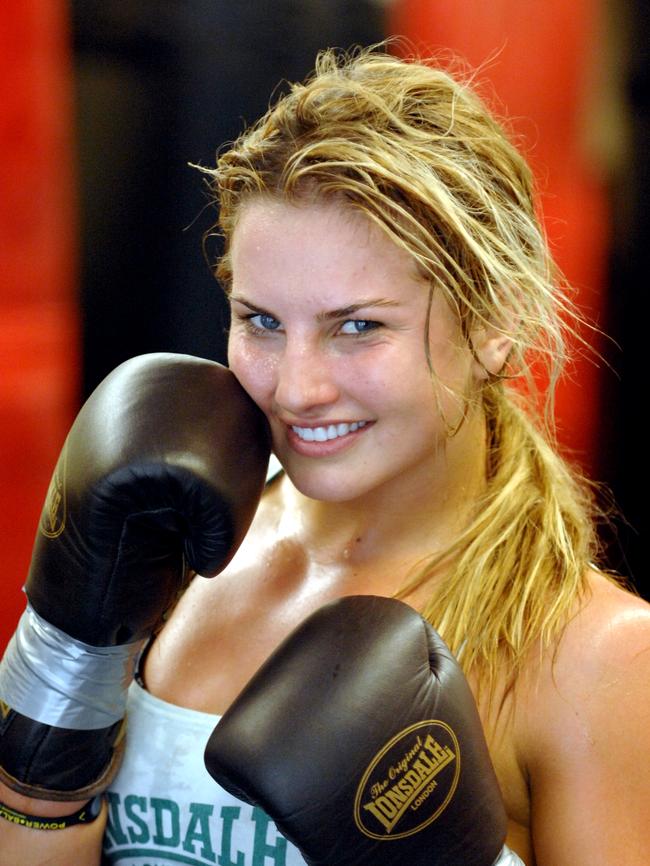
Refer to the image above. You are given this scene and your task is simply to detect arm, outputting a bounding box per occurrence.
[0,781,106,866]
[0,352,270,866]
[523,579,650,864]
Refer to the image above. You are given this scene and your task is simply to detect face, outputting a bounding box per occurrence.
[227,198,481,504]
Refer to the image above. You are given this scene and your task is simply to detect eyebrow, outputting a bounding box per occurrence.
[229,295,402,320]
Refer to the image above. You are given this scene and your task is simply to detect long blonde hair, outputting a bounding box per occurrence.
[204,46,608,695]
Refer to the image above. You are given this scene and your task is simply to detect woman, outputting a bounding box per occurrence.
[2,46,649,866]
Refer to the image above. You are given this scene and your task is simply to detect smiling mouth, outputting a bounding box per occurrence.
[291,421,368,442]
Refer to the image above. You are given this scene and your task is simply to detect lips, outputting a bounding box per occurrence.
[283,418,373,457]
[291,421,368,442]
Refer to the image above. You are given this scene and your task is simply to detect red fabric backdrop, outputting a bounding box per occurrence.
[0,2,79,651]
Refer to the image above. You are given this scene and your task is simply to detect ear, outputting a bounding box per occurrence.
[470,324,513,380]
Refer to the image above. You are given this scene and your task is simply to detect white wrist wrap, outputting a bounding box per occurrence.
[0,604,145,730]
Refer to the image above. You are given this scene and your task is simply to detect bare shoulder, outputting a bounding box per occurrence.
[515,572,650,864]
[574,568,650,643]
[546,571,650,695]
[519,569,650,750]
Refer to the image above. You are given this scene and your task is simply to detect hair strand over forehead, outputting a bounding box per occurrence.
[205,45,581,402]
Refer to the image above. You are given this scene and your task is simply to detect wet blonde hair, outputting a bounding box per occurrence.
[204,45,606,697]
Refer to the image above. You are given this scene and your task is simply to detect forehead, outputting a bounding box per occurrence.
[230,197,425,300]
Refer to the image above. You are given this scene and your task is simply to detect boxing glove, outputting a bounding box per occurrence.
[0,352,270,803]
[205,595,508,866]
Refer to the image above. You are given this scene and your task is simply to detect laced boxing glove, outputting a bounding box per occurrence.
[0,352,270,804]
[205,595,509,866]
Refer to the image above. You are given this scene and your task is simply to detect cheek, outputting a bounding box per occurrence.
[426,325,477,394]
[227,337,277,408]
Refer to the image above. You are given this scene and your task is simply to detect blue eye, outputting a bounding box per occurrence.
[339,319,379,335]
[249,313,281,331]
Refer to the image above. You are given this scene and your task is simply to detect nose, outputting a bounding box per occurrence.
[273,340,340,417]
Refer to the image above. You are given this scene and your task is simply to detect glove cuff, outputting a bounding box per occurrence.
[0,716,126,801]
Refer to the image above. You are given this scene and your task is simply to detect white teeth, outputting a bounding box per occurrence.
[292,421,367,442]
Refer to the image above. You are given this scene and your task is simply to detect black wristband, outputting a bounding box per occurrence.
[0,795,103,830]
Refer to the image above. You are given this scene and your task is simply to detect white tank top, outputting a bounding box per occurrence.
[102,679,306,866]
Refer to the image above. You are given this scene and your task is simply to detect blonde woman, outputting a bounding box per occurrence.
[1,46,648,866]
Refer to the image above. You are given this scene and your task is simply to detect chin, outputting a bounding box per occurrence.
[286,472,350,503]
[282,460,381,504]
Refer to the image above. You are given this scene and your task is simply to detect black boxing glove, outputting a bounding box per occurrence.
[205,595,508,866]
[0,352,270,803]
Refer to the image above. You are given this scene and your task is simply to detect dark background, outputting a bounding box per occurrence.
[73,1,386,391]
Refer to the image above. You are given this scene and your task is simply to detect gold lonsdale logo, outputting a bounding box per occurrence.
[354,720,460,840]
[39,446,67,538]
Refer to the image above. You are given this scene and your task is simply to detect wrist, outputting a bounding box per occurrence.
[0,791,103,830]
[0,779,89,817]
